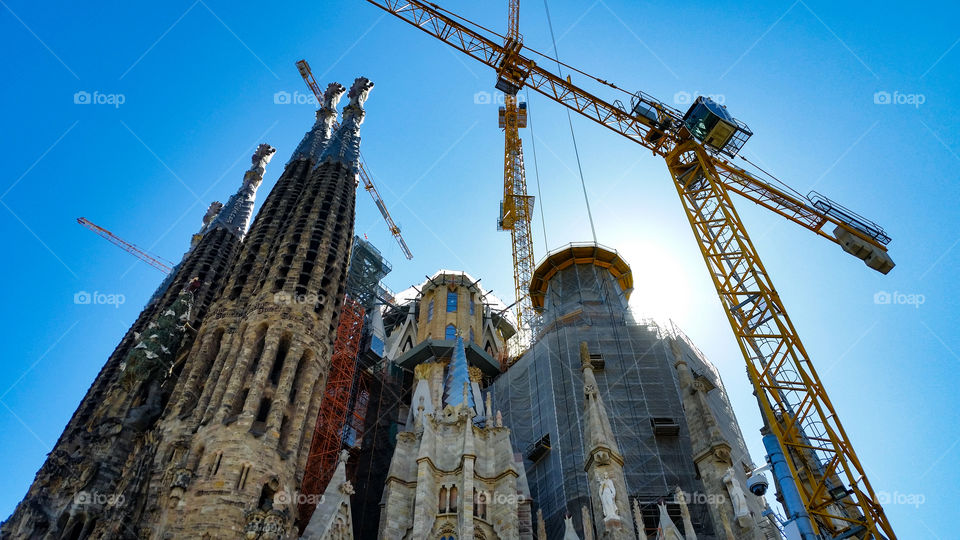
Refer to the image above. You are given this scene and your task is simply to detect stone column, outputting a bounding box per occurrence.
[197,322,240,425]
[265,341,305,441]
[239,326,283,429]
[213,325,263,423]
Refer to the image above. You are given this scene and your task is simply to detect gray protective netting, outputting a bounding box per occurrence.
[491,261,721,538]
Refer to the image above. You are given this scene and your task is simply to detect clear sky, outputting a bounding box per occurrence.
[1,0,957,535]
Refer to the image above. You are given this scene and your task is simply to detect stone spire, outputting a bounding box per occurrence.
[290,82,346,163]
[301,450,355,539]
[443,336,475,410]
[675,486,698,540]
[209,143,276,237]
[318,77,373,171]
[580,341,634,539]
[580,342,621,461]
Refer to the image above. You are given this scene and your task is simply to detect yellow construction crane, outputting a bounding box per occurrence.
[362,1,897,538]
[297,59,414,260]
[494,0,538,350]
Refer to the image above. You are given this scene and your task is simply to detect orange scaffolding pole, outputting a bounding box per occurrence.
[298,296,365,528]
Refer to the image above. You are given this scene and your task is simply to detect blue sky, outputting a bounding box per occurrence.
[1,0,957,535]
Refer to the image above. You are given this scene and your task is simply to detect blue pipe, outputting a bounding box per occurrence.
[763,431,819,540]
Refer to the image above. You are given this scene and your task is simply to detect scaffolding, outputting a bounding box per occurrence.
[346,235,393,311]
[491,254,716,538]
[299,236,393,530]
[298,297,365,529]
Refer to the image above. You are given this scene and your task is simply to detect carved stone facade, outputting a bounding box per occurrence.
[1,77,373,539]
[670,340,778,540]
[378,338,533,540]
[301,451,354,540]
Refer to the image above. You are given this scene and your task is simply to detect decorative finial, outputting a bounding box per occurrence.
[317,77,373,170]
[202,202,222,225]
[342,77,374,123]
[321,82,347,113]
[251,143,276,171]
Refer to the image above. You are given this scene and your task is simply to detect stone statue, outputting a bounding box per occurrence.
[722,467,751,527]
[598,472,619,519]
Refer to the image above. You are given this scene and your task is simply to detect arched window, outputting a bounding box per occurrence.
[445,324,456,340]
[427,300,434,322]
[469,328,474,343]
[439,485,448,513]
[449,485,458,512]
[469,297,475,315]
[446,291,458,312]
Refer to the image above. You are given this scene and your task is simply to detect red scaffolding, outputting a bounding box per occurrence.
[298,296,365,528]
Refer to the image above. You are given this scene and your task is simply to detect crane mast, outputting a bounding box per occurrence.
[495,0,538,350]
[362,1,898,538]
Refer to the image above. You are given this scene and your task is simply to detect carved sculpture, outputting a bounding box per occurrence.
[722,467,751,527]
[598,472,619,520]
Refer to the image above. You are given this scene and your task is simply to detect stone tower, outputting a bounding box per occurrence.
[0,142,276,539]
[1,75,374,539]
[491,243,778,539]
[143,77,374,539]
[378,337,534,539]
[349,270,516,539]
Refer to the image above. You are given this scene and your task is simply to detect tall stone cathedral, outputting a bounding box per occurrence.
[5,77,783,540]
[2,76,373,539]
